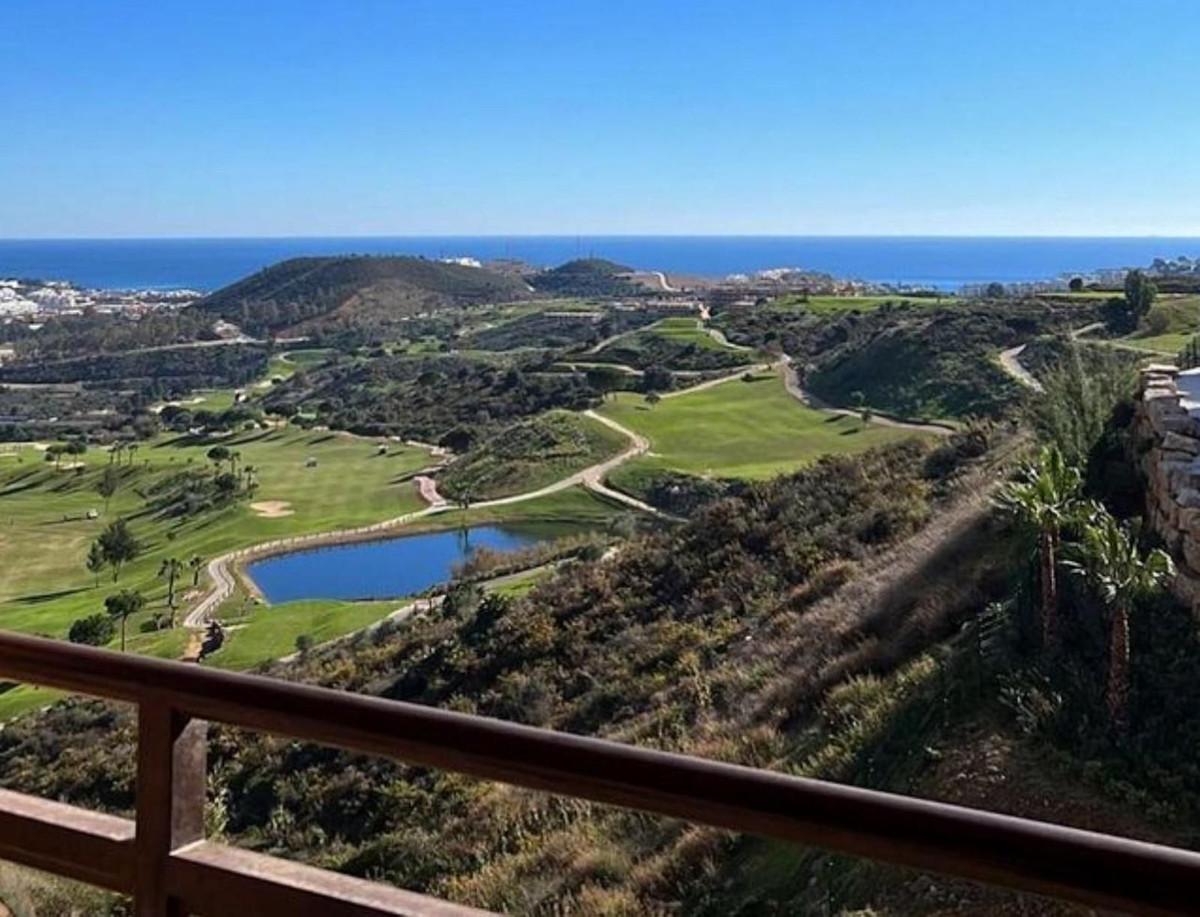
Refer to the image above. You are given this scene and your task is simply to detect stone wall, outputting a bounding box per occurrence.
[1133,363,1200,611]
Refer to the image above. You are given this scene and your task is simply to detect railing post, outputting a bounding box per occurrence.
[135,700,207,916]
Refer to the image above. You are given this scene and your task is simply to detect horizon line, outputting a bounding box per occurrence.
[4,233,1200,243]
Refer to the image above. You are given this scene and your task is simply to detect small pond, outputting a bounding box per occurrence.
[247,523,575,603]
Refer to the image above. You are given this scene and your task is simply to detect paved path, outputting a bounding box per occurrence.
[415,474,447,507]
[1071,322,1105,339]
[998,344,1044,392]
[997,323,1106,394]
[585,326,641,355]
[643,271,676,293]
[661,365,762,399]
[706,325,754,352]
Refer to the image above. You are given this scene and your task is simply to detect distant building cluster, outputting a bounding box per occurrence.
[0,278,199,321]
[705,267,885,308]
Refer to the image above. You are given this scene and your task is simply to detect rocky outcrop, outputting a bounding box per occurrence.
[1133,364,1200,612]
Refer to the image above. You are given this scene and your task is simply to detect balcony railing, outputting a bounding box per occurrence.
[0,631,1194,916]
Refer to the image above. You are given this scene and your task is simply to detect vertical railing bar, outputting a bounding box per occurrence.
[135,699,207,917]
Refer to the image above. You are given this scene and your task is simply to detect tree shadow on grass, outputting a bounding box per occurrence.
[152,434,197,449]
[226,430,273,447]
[0,477,48,498]
[12,587,88,605]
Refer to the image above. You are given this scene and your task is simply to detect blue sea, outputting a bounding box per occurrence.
[1,236,1198,293]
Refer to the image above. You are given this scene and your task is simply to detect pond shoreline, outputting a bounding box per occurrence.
[241,520,587,605]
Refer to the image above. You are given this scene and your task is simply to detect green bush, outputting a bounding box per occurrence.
[67,614,115,647]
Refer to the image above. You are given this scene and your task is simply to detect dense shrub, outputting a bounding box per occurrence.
[67,614,115,646]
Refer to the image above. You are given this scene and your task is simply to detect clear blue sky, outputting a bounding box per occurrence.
[1,0,1194,237]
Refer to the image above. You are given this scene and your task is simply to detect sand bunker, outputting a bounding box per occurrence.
[251,500,294,518]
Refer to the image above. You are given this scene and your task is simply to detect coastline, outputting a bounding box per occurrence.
[5,236,1199,293]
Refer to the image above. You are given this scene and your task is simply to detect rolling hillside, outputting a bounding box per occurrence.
[191,256,531,335]
[528,258,640,297]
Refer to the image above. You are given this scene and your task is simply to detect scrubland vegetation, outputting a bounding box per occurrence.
[263,353,600,443]
[717,297,1104,419]
[440,411,628,501]
[192,255,530,336]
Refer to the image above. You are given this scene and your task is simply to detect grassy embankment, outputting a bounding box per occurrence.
[646,316,736,350]
[768,294,956,314]
[1121,294,1200,354]
[169,347,333,411]
[599,371,924,494]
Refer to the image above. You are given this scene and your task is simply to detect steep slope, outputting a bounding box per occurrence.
[190,256,530,336]
[0,437,1005,914]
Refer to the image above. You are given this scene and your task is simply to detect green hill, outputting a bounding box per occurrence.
[191,256,531,336]
[528,258,639,297]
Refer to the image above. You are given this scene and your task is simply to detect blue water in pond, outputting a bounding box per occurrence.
[247,525,548,603]
[3,236,1200,292]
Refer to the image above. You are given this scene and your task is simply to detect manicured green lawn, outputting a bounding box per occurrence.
[1122,295,1200,356]
[647,317,729,350]
[599,372,924,483]
[0,429,431,648]
[280,347,334,368]
[1044,290,1119,300]
[485,565,554,599]
[187,388,239,411]
[1119,334,1188,355]
[205,598,398,670]
[770,294,954,314]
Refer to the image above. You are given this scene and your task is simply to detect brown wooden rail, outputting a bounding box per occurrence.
[0,631,1195,915]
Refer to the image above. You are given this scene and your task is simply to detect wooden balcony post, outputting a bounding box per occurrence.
[135,700,206,916]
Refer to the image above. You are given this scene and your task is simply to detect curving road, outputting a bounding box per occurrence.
[997,323,1107,394]
[998,344,1044,393]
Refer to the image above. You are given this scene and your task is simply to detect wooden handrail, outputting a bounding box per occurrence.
[0,631,1196,915]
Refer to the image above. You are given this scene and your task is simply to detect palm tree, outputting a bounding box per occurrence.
[188,555,204,587]
[158,557,185,617]
[105,589,145,652]
[1065,510,1174,731]
[85,542,106,588]
[996,445,1084,652]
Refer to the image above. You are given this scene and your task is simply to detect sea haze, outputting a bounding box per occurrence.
[1,236,1198,292]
